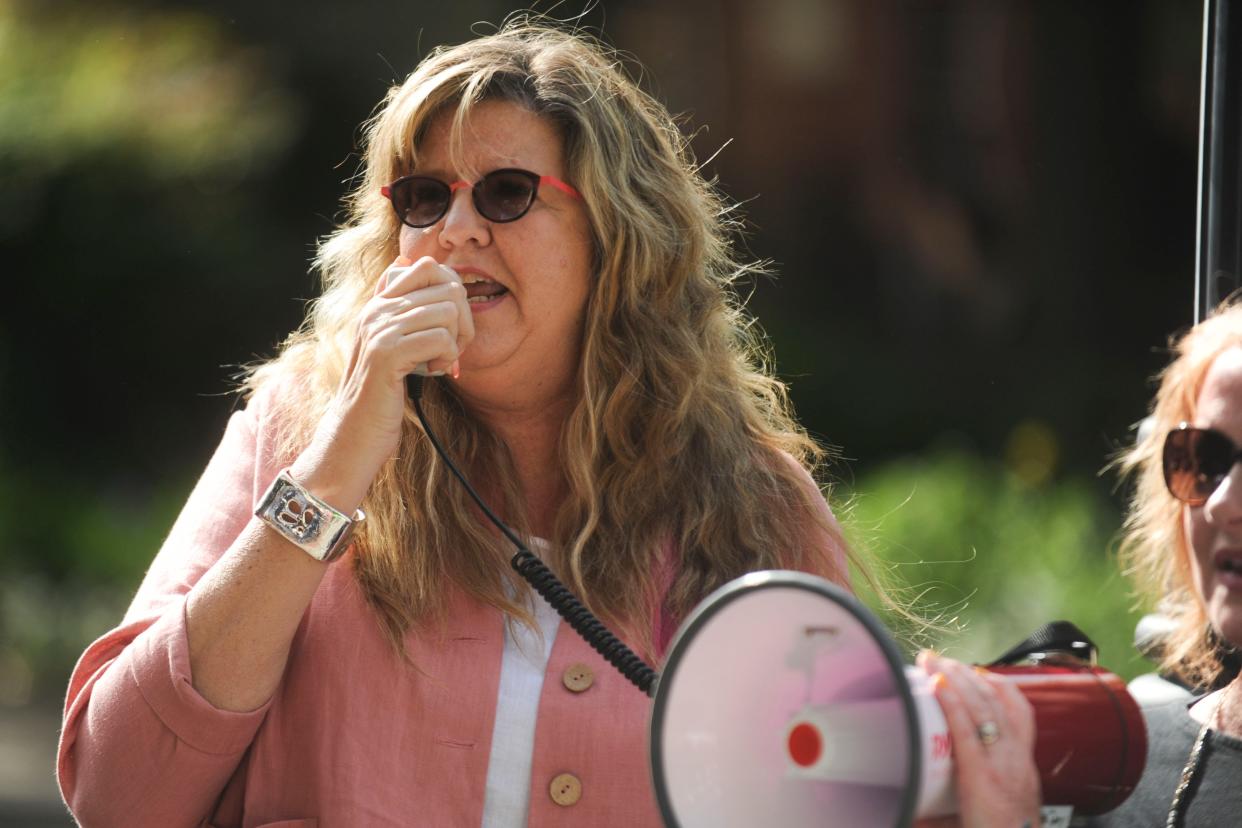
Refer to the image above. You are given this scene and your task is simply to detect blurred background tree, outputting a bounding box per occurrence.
[0,0,1202,821]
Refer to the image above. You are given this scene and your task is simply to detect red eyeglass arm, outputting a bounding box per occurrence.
[539,176,581,199]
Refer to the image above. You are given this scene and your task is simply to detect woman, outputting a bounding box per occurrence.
[932,300,1242,827]
[57,22,853,827]
[1088,299,1242,826]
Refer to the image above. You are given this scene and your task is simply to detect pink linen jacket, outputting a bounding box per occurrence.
[57,390,847,827]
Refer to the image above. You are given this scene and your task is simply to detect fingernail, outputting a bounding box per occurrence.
[973,666,991,677]
[396,254,413,267]
[931,673,946,690]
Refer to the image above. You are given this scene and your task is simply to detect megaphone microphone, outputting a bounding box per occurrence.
[650,570,1146,828]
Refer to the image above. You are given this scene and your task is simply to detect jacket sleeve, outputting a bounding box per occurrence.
[58,395,278,828]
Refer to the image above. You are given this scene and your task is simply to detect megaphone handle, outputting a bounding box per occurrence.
[989,621,1098,666]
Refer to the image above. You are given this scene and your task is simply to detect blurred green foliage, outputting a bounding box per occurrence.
[846,445,1149,681]
[0,457,191,704]
[0,1,296,178]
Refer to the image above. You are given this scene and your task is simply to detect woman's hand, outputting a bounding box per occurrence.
[913,651,1041,828]
[186,256,472,710]
[290,255,473,510]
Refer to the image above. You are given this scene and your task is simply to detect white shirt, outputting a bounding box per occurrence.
[480,540,561,827]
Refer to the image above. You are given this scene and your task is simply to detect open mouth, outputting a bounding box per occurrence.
[463,275,509,305]
[1214,550,1242,588]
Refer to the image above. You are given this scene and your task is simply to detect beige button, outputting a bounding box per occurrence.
[562,662,595,693]
[549,772,582,806]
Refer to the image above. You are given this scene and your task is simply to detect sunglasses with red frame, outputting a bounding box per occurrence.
[380,168,581,228]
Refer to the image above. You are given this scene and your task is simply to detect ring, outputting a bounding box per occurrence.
[976,720,1000,746]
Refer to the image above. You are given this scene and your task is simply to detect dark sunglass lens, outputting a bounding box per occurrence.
[1191,429,1235,499]
[395,177,450,227]
[477,171,537,222]
[1165,428,1234,503]
[1164,431,1200,502]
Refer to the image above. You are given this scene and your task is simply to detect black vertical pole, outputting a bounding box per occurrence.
[1196,0,1242,323]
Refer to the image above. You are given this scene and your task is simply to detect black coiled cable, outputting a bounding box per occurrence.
[407,375,659,697]
[510,548,659,695]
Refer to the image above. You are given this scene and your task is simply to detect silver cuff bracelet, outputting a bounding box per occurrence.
[254,469,365,562]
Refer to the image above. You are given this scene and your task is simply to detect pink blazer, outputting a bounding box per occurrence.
[58,390,847,827]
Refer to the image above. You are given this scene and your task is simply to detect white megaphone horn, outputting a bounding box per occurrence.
[649,570,1146,828]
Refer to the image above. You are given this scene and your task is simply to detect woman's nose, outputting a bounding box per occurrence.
[438,188,490,248]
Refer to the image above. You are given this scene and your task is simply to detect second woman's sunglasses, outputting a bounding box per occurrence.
[380,168,581,228]
[1163,424,1242,505]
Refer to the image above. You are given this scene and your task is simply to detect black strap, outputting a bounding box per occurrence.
[988,620,1098,666]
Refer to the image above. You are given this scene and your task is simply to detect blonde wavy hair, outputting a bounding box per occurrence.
[1117,298,1242,687]
[246,21,852,656]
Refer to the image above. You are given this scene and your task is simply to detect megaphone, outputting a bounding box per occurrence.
[650,570,1146,827]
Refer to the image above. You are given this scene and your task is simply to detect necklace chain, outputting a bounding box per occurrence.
[1166,691,1231,827]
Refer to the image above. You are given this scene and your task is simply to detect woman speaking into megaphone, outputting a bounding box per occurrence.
[925,301,1242,827]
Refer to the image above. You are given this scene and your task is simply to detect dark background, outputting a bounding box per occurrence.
[0,1,1205,821]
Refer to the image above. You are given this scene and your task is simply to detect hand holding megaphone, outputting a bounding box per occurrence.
[651,571,1145,828]
[910,652,1040,828]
